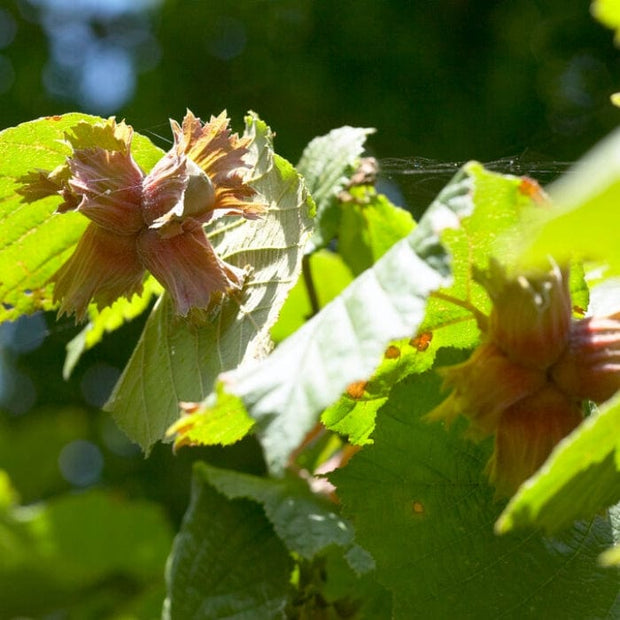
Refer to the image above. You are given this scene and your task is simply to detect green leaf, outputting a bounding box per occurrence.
[0,113,163,322]
[215,165,478,475]
[168,383,255,449]
[270,249,354,343]
[164,464,293,619]
[321,335,441,445]
[296,126,374,252]
[338,187,415,275]
[0,488,173,617]
[592,0,620,44]
[495,393,620,535]
[105,114,314,453]
[521,128,620,274]
[63,275,163,379]
[196,462,354,560]
[323,163,531,446]
[331,367,620,618]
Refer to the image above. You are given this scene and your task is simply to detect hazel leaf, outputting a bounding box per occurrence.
[323,163,534,446]
[338,187,415,276]
[592,0,620,44]
[63,276,163,378]
[270,249,354,344]
[164,463,292,619]
[331,368,620,617]
[0,114,163,322]
[297,126,375,252]
[521,127,620,274]
[105,114,314,453]
[210,164,479,475]
[195,462,354,560]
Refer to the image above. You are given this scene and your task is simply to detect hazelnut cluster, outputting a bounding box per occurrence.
[427,262,620,495]
[19,111,261,319]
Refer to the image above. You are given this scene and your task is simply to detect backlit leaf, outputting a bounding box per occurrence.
[323,163,534,446]
[63,276,163,378]
[522,127,620,274]
[592,0,620,44]
[338,186,415,276]
[214,164,480,474]
[270,249,354,343]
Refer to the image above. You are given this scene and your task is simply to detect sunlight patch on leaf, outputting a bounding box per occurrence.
[167,384,254,449]
[63,276,163,378]
[592,0,620,44]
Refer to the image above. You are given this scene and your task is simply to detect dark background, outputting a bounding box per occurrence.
[0,0,618,522]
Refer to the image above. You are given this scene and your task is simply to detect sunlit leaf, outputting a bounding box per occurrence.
[212,164,480,474]
[164,463,292,619]
[167,384,254,450]
[338,186,415,275]
[323,163,534,446]
[522,128,620,274]
[106,114,314,453]
[0,113,163,322]
[495,392,620,534]
[332,368,620,617]
[592,0,620,44]
[0,470,18,510]
[271,249,354,343]
[297,126,374,252]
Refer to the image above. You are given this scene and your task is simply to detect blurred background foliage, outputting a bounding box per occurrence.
[0,0,619,616]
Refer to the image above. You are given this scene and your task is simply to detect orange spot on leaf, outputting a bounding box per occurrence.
[518,177,550,207]
[410,331,433,351]
[45,115,63,121]
[384,345,400,359]
[412,501,425,515]
[346,380,367,400]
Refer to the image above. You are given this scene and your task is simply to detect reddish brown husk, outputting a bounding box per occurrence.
[19,111,262,319]
[428,263,620,495]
